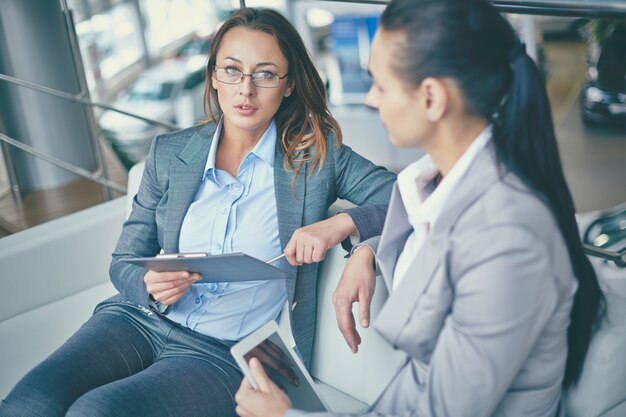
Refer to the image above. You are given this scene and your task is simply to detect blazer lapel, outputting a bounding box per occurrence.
[376,184,412,291]
[430,142,502,236]
[374,234,445,348]
[373,142,503,348]
[274,146,305,300]
[163,125,214,252]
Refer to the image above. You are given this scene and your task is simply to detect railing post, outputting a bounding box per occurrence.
[0,0,98,194]
[60,1,113,201]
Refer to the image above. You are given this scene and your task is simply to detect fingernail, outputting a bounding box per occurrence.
[361,320,368,327]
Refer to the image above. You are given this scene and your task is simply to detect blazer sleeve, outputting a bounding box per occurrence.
[284,225,562,417]
[108,136,165,307]
[344,204,388,243]
[331,139,395,239]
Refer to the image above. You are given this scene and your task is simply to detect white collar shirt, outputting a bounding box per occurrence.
[392,125,493,290]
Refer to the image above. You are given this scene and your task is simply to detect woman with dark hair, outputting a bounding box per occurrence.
[234,0,604,416]
[0,8,394,417]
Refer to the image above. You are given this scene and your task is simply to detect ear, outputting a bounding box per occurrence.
[417,77,448,122]
[284,81,294,98]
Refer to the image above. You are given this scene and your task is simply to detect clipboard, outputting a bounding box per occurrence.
[122,252,287,283]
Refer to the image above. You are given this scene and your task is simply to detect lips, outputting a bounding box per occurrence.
[234,103,258,116]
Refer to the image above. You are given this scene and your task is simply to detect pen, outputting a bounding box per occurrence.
[265,253,286,264]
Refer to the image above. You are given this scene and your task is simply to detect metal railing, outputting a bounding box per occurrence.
[0,1,185,237]
[0,71,183,197]
[0,132,126,194]
[0,70,182,195]
[0,2,178,200]
[0,73,178,132]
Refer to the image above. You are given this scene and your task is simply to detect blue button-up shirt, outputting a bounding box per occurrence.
[168,119,286,341]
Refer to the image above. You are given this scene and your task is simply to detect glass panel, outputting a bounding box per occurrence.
[140,0,218,56]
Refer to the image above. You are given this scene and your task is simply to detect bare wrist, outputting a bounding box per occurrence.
[353,244,375,267]
[335,212,358,237]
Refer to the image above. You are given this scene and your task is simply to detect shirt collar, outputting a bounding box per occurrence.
[398,125,493,229]
[249,119,277,167]
[203,118,277,181]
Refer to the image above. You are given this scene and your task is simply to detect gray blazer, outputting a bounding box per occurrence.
[107,123,396,367]
[289,143,578,417]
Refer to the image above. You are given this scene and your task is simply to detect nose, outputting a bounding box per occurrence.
[238,74,256,97]
[364,86,378,109]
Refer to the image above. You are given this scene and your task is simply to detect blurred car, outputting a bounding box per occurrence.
[99,59,207,167]
[580,25,626,126]
[175,30,215,61]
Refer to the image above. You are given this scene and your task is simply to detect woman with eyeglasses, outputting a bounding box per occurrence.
[0,8,394,417]
[234,0,604,416]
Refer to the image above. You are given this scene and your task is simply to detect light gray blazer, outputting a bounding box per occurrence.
[107,123,396,367]
[289,143,578,417]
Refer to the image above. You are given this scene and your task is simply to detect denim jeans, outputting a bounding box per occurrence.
[0,301,242,417]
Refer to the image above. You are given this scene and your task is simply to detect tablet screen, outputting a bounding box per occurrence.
[232,324,328,412]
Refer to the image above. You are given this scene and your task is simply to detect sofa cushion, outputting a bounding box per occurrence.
[0,282,117,398]
[563,258,626,417]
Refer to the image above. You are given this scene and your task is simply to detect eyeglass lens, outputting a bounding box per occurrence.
[215,68,280,88]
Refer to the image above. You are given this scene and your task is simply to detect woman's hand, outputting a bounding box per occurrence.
[332,245,376,353]
[235,358,291,417]
[284,213,357,266]
[143,270,201,305]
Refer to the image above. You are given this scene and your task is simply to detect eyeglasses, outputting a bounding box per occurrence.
[214,66,289,88]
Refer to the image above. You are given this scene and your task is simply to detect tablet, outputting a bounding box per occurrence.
[122,252,287,283]
[231,321,329,412]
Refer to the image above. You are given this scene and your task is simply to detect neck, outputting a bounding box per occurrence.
[220,119,271,155]
[215,119,272,176]
[426,115,488,178]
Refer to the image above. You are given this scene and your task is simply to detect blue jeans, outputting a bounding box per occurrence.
[0,301,242,417]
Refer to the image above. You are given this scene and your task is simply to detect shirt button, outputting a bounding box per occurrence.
[207,283,218,292]
[194,297,201,304]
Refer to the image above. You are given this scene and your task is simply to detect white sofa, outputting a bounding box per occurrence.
[1,162,625,416]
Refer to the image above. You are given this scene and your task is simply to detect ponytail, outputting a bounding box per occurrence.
[493,43,604,389]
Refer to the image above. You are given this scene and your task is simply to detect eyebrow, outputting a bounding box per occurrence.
[223,57,278,68]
